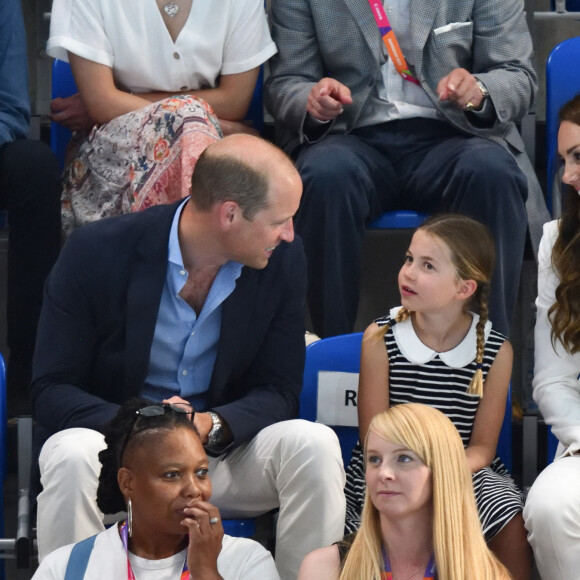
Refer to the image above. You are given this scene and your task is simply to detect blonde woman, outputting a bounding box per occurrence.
[299,404,511,580]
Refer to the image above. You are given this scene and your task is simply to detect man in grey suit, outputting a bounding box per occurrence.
[265,0,550,340]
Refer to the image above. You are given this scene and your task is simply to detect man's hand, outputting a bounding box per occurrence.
[163,396,213,444]
[307,78,353,121]
[437,69,485,111]
[50,93,94,131]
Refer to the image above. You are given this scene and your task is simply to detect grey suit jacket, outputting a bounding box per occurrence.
[265,0,550,253]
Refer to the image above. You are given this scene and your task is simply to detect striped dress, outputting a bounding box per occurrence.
[344,307,524,540]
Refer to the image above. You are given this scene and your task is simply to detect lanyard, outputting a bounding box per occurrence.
[120,521,189,580]
[367,0,420,86]
[381,546,436,579]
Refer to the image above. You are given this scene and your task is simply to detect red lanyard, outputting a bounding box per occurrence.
[367,0,420,86]
[120,521,189,580]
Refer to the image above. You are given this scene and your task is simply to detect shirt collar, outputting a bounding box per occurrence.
[168,198,189,267]
[390,306,491,368]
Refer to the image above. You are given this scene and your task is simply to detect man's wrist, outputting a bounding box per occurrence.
[471,79,489,112]
[204,411,232,456]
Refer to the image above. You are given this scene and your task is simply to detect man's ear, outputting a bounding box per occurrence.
[456,278,477,301]
[219,201,239,227]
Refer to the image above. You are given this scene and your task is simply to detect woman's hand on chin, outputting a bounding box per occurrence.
[182,500,225,580]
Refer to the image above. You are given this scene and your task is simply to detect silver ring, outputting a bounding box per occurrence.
[464,101,475,111]
[209,517,220,525]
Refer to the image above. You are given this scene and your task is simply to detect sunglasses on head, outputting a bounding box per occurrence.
[119,402,195,463]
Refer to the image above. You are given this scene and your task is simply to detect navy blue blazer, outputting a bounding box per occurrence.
[31,201,307,447]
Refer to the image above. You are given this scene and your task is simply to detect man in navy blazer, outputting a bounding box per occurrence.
[31,135,346,580]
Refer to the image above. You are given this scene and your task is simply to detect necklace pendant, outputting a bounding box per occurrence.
[163,1,180,17]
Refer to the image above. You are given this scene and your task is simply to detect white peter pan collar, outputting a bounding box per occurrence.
[389,306,492,368]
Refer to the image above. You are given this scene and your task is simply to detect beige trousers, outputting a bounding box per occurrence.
[37,419,346,580]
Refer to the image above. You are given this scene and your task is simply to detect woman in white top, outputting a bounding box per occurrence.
[32,398,280,580]
[523,93,580,580]
[47,0,276,232]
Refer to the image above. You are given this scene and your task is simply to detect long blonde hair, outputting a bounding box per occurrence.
[375,214,495,397]
[339,404,510,580]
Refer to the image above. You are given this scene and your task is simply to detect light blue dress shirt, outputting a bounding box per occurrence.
[142,201,242,410]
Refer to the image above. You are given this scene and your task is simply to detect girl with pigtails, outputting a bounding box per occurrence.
[344,214,530,580]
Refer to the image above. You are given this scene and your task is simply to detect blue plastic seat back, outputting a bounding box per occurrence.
[301,333,364,467]
[545,37,580,213]
[301,333,513,471]
[50,59,78,170]
[549,0,580,10]
[0,352,6,559]
[0,353,6,482]
[222,518,256,538]
[245,66,264,134]
[546,426,559,465]
[368,210,428,230]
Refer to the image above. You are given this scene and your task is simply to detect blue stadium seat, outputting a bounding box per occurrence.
[545,37,580,214]
[301,332,513,472]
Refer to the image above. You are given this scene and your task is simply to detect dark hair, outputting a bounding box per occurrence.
[96,398,200,514]
[190,148,270,220]
[549,94,580,353]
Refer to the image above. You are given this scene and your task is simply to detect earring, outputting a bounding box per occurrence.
[127,498,133,538]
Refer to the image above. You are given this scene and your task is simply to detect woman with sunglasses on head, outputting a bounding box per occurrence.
[523,93,580,580]
[298,404,510,580]
[32,398,280,580]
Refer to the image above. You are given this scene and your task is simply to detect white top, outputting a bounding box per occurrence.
[47,0,277,93]
[533,219,580,455]
[390,306,492,368]
[32,524,281,580]
[375,0,439,122]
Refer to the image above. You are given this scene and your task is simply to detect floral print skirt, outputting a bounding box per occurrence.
[62,95,222,234]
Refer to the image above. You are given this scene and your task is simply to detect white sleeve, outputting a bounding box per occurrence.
[533,220,580,451]
[220,0,277,75]
[47,0,114,67]
[31,545,73,579]
[218,536,281,580]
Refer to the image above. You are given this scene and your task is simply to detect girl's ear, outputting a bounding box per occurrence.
[456,278,477,301]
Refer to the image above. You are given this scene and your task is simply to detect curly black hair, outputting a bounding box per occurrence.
[96,397,199,514]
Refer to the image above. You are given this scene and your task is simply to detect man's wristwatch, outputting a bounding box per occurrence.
[475,79,489,103]
[206,411,228,455]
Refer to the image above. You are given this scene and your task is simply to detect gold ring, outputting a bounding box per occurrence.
[465,101,475,111]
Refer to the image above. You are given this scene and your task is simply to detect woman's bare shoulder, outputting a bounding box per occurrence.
[297,544,341,580]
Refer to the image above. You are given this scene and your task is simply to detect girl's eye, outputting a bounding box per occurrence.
[574,152,580,163]
[164,470,179,479]
[404,255,413,264]
[398,454,413,463]
[423,262,434,270]
[196,468,209,479]
[367,455,381,465]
